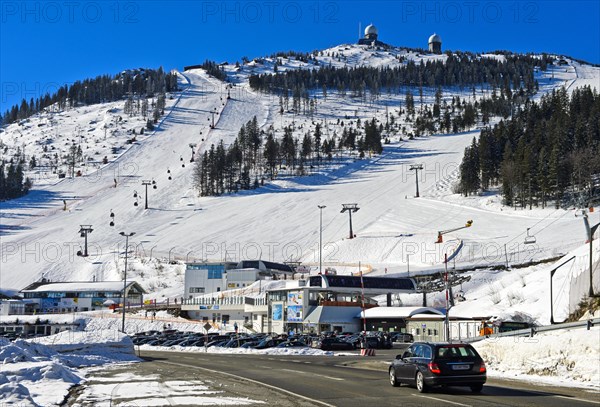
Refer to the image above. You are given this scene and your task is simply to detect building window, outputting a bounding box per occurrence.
[208,269,223,279]
[189,287,205,293]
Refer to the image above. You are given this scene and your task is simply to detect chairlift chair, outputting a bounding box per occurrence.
[524,228,537,244]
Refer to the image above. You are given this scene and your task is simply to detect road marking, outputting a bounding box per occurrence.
[553,395,600,405]
[160,360,336,407]
[280,368,344,381]
[415,395,472,406]
[496,385,600,405]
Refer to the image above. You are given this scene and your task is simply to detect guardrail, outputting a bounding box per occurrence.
[461,317,600,343]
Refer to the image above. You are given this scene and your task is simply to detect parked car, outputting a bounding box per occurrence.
[389,342,486,393]
[253,338,286,349]
[393,333,414,343]
[344,334,391,349]
[276,341,308,348]
[313,338,355,351]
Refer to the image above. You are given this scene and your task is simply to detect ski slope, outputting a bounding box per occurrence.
[1,45,599,325]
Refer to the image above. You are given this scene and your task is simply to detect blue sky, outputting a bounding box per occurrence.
[1,0,599,113]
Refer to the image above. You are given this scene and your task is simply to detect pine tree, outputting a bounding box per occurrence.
[264,132,278,179]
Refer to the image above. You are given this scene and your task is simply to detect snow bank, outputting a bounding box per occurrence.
[140,343,334,356]
[473,326,600,389]
[0,331,140,406]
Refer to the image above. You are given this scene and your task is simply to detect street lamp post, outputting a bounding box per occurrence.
[549,256,576,324]
[120,231,135,333]
[318,205,326,274]
[583,213,600,297]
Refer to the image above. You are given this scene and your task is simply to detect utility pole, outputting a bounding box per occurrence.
[409,164,423,198]
[529,178,532,210]
[318,205,326,274]
[120,232,135,333]
[341,204,360,239]
[444,253,450,342]
[359,262,367,335]
[78,225,93,257]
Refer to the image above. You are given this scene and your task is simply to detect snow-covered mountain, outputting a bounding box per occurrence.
[1,44,599,325]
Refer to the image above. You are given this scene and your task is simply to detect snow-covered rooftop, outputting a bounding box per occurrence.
[361,306,444,319]
[21,281,143,293]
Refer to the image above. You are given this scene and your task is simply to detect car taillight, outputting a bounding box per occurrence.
[479,362,486,373]
[428,362,441,374]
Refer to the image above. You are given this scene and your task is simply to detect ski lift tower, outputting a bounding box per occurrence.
[77,225,93,257]
[409,164,424,198]
[189,143,197,162]
[341,204,360,239]
[141,180,157,209]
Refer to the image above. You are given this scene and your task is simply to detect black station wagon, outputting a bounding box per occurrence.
[389,342,487,393]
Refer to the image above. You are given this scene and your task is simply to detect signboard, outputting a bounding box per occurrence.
[287,305,303,322]
[296,265,311,273]
[272,303,283,321]
[92,298,106,307]
[288,291,302,305]
[286,291,303,322]
[203,323,212,332]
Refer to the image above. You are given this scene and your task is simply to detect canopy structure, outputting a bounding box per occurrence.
[304,306,363,324]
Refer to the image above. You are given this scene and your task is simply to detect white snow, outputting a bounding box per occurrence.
[1,44,600,403]
[473,327,600,389]
[0,330,137,406]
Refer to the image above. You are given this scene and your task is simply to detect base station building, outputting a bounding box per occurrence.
[181,272,418,335]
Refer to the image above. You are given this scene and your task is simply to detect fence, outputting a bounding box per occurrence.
[462,317,600,343]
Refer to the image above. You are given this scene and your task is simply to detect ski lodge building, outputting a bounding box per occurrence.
[19,279,147,313]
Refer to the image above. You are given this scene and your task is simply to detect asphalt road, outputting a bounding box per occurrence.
[146,349,600,407]
[68,347,600,407]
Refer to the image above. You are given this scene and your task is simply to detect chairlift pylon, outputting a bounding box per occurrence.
[524,228,537,244]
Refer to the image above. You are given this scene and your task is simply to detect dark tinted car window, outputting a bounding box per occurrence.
[437,345,477,358]
[423,345,432,359]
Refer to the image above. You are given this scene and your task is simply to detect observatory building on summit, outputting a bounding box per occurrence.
[358,24,385,46]
[428,33,442,54]
[357,24,443,55]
